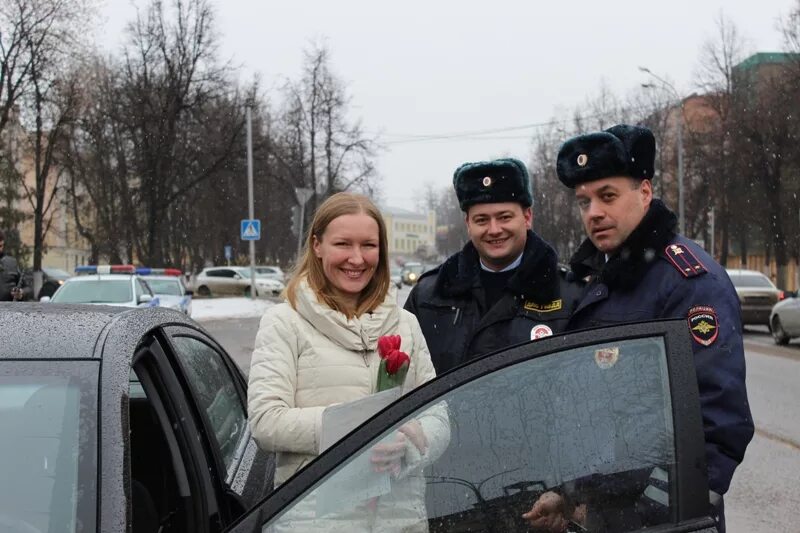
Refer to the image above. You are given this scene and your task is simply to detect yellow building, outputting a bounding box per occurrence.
[2,110,91,272]
[381,206,437,260]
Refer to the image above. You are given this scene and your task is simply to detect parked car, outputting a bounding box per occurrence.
[1,304,720,532]
[37,267,72,299]
[726,268,786,326]
[401,262,425,285]
[227,320,718,532]
[769,295,800,344]
[43,265,159,308]
[254,265,287,283]
[390,266,403,289]
[195,266,284,297]
[136,267,193,316]
[0,304,274,533]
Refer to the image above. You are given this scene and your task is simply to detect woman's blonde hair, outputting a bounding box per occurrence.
[285,192,390,317]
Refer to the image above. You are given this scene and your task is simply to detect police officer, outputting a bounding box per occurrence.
[405,158,582,374]
[0,229,31,301]
[524,124,752,532]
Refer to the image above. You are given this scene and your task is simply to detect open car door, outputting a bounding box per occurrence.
[228,319,717,533]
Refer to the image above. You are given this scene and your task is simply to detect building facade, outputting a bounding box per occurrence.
[381,206,437,261]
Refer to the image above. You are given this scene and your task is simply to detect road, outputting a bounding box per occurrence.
[203,291,799,532]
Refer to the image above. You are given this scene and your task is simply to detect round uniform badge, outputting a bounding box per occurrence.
[577,154,588,167]
[482,176,492,187]
[530,324,553,340]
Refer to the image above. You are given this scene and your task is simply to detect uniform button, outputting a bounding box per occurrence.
[595,290,602,296]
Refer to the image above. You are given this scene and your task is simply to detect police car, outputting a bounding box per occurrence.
[42,265,160,308]
[135,267,193,316]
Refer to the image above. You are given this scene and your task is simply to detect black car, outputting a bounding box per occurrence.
[226,320,718,533]
[0,306,719,533]
[0,304,273,533]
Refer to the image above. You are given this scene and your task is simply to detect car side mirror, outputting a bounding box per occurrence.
[39,296,51,303]
[233,274,242,280]
[138,294,153,304]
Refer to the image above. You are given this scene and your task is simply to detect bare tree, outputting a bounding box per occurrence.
[281,43,379,214]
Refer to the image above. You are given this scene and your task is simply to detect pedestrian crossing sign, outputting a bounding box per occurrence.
[240,219,261,241]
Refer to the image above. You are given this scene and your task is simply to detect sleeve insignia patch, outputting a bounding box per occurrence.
[664,244,708,278]
[688,305,719,346]
[524,299,562,313]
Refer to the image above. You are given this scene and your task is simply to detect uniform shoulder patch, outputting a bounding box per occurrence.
[687,305,719,346]
[664,244,707,278]
[523,299,562,313]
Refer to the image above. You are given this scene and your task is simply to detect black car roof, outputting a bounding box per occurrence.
[0,303,196,360]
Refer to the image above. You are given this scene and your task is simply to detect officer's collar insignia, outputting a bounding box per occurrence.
[664,243,707,278]
[687,306,719,346]
[482,176,492,187]
[577,154,588,167]
[594,346,619,369]
[530,324,553,340]
[524,299,562,313]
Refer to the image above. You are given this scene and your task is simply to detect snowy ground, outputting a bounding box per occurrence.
[191,297,276,322]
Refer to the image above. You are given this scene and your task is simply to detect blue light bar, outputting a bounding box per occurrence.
[75,266,97,274]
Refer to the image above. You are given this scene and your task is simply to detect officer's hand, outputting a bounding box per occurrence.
[10,287,23,301]
[522,491,569,532]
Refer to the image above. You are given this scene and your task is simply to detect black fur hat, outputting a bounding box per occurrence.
[556,124,656,188]
[453,158,533,211]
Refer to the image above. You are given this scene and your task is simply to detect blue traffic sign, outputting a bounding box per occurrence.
[240,219,261,241]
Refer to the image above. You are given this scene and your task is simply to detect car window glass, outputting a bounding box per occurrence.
[147,279,182,295]
[51,279,133,304]
[262,336,676,532]
[170,336,247,472]
[0,361,98,533]
[135,279,146,298]
[730,273,774,288]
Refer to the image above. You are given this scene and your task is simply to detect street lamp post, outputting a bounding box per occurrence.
[245,104,257,299]
[640,67,685,235]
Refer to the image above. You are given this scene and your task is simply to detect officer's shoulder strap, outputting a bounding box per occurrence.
[662,243,708,278]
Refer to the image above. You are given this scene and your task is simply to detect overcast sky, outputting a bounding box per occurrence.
[99,0,796,210]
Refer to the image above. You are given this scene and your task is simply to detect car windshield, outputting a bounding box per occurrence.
[730,273,774,288]
[0,361,98,532]
[404,264,424,274]
[52,280,132,304]
[43,268,71,279]
[146,279,182,296]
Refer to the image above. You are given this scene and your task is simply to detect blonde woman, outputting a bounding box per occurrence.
[248,192,449,531]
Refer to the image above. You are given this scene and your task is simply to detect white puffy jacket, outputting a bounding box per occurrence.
[248,279,449,531]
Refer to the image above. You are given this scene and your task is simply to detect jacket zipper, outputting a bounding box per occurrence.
[452,306,461,325]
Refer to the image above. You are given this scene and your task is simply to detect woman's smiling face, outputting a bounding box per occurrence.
[313,212,381,303]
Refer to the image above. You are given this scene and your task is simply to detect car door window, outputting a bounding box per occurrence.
[230,321,712,533]
[170,335,248,473]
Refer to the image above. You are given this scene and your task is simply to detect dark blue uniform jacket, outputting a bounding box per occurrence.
[405,231,584,374]
[567,199,754,495]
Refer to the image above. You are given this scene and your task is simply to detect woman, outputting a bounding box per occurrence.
[248,192,448,531]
